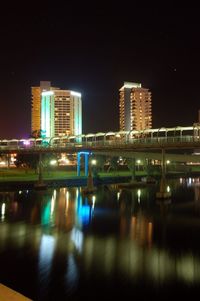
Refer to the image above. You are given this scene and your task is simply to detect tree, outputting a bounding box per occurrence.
[15,153,58,173]
[107,157,118,172]
[30,129,45,138]
[15,153,39,172]
[126,158,136,181]
[94,155,106,172]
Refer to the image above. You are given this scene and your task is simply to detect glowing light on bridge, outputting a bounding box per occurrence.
[23,140,30,146]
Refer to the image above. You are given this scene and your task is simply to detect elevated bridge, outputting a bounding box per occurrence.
[1,125,200,198]
[0,125,200,157]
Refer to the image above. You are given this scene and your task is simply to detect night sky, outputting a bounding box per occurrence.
[0,2,200,138]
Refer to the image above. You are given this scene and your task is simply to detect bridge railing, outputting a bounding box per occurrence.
[78,135,197,147]
[0,135,199,151]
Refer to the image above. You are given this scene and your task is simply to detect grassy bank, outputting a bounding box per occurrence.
[1,166,200,183]
[0,168,136,182]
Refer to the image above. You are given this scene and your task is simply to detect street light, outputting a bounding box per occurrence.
[91,159,97,165]
[137,159,141,171]
[50,159,57,165]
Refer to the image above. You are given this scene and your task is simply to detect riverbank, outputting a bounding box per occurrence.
[0,169,133,190]
[0,175,132,191]
[0,168,200,191]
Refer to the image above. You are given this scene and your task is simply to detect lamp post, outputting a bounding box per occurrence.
[137,159,141,171]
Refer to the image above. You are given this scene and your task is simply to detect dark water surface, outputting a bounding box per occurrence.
[1,178,200,300]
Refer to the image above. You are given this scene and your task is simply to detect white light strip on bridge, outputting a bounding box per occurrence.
[1,125,200,142]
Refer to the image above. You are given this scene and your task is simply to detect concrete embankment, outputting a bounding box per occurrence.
[0,283,32,301]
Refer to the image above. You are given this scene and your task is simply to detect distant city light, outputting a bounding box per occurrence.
[50,160,57,165]
[64,158,70,165]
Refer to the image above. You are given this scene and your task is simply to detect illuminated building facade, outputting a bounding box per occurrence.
[41,89,82,138]
[32,81,82,138]
[119,82,152,131]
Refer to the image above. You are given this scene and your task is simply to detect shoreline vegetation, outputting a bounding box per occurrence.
[1,166,200,190]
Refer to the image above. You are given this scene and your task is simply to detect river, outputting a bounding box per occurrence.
[1,177,200,300]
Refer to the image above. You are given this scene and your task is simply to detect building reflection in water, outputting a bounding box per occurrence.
[1,187,95,230]
[156,199,171,219]
[194,183,200,214]
[37,187,96,293]
[65,254,79,292]
[76,188,95,228]
[0,191,19,221]
[119,188,153,248]
[30,184,200,288]
[1,202,5,221]
[82,227,200,285]
[2,183,200,293]
[38,234,56,298]
[129,215,153,248]
[37,187,95,231]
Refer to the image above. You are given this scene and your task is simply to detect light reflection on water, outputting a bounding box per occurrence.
[38,234,56,299]
[1,180,200,299]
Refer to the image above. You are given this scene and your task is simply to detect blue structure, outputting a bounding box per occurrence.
[77,151,91,176]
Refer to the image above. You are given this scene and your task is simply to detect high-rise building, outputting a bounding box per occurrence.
[31,81,82,138]
[41,89,82,137]
[119,82,152,131]
[31,81,56,134]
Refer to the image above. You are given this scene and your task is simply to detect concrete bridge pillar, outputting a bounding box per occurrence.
[77,151,90,176]
[38,153,43,184]
[131,158,136,181]
[156,148,171,199]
